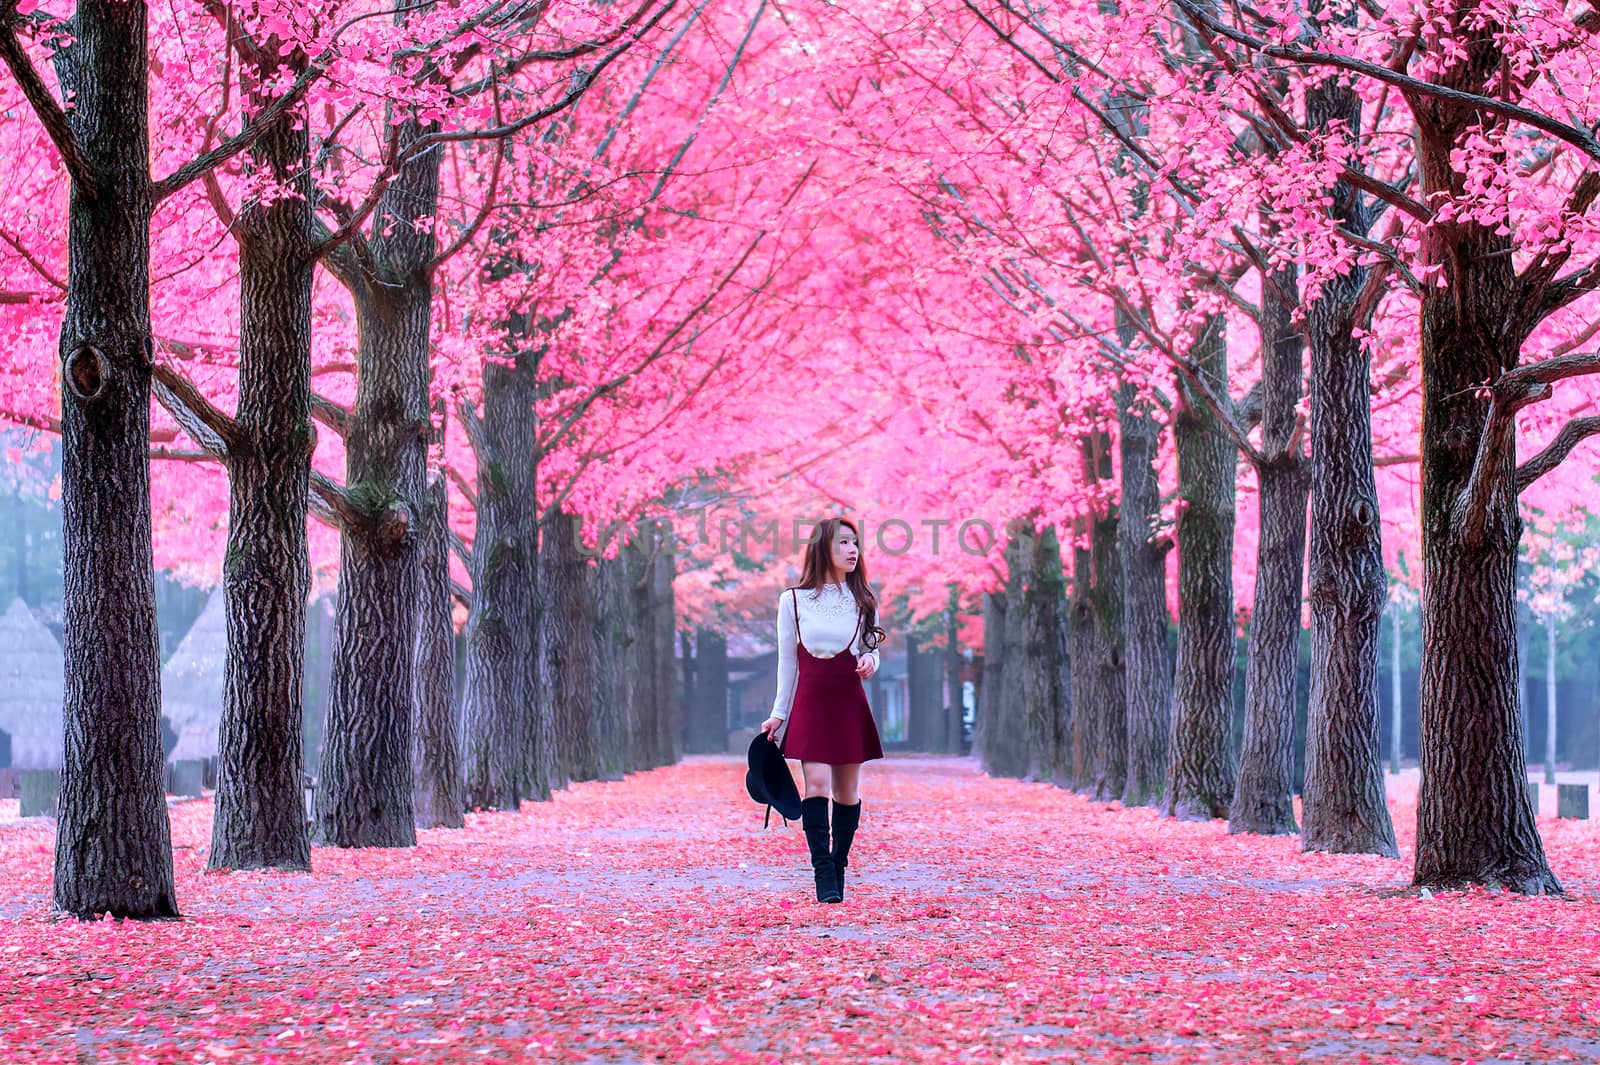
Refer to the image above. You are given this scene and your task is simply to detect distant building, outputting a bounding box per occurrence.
[162,588,226,763]
[0,597,65,770]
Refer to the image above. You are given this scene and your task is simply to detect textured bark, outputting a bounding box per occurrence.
[1544,615,1557,785]
[685,626,729,753]
[979,530,1031,778]
[460,360,534,810]
[1229,264,1309,837]
[412,473,462,829]
[316,111,440,848]
[50,1,178,919]
[1165,317,1237,821]
[1118,384,1172,808]
[652,528,680,767]
[1068,436,1126,799]
[944,591,965,754]
[592,555,632,778]
[540,511,602,784]
[1410,31,1555,892]
[1300,75,1398,858]
[908,639,945,753]
[1023,526,1072,785]
[1389,607,1402,775]
[1091,462,1127,800]
[1069,521,1103,793]
[624,532,663,770]
[976,591,1007,768]
[209,54,313,872]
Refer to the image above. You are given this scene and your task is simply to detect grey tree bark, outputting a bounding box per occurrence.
[459,360,535,810]
[541,510,601,784]
[1545,614,1557,785]
[315,106,440,848]
[1299,74,1398,858]
[979,529,1031,778]
[1410,42,1555,892]
[207,46,314,872]
[944,589,965,754]
[1165,317,1238,820]
[412,472,462,829]
[1229,263,1309,837]
[592,554,632,778]
[685,626,729,753]
[1390,607,1403,775]
[1069,434,1126,799]
[45,0,178,919]
[1118,384,1172,808]
[1024,526,1072,785]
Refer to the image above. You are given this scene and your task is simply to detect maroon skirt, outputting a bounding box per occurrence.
[780,640,884,765]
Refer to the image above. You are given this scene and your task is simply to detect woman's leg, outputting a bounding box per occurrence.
[830,763,861,804]
[799,761,841,902]
[829,764,864,898]
[801,761,832,799]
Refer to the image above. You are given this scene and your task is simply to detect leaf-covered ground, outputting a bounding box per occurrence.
[4,756,1600,1063]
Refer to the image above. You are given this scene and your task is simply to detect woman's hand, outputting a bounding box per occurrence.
[761,715,783,739]
[856,654,877,679]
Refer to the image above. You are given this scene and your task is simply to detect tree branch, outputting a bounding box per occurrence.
[0,27,97,193]
[1517,416,1600,492]
[150,364,239,460]
[1172,0,1600,163]
[310,394,352,439]
[1455,354,1600,543]
[445,464,478,512]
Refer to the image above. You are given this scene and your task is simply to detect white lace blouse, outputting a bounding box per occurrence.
[769,582,881,723]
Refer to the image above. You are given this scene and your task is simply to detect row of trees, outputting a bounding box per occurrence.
[0,0,833,918]
[5,0,1598,915]
[859,0,1600,894]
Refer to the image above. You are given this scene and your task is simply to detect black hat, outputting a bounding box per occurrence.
[745,732,802,826]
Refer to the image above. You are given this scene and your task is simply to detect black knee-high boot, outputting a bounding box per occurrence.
[831,801,862,900]
[801,796,841,903]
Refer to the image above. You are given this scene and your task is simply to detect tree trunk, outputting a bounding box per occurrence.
[1390,607,1402,775]
[1069,518,1102,793]
[49,1,178,919]
[1165,317,1237,820]
[541,511,601,783]
[592,554,632,778]
[1410,50,1556,892]
[1299,75,1398,858]
[1229,263,1309,837]
[209,56,313,872]
[460,360,534,810]
[980,529,1030,778]
[1545,613,1557,785]
[1118,383,1172,807]
[944,588,964,754]
[315,110,441,848]
[625,531,663,769]
[686,625,728,753]
[412,472,462,829]
[1024,526,1071,786]
[977,591,1006,768]
[652,525,680,767]
[1516,562,1531,760]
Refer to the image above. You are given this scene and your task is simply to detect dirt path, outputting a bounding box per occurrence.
[3,755,1599,1063]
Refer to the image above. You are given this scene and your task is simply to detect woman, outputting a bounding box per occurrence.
[761,517,886,904]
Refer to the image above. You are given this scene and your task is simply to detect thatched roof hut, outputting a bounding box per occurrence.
[162,588,226,763]
[0,597,65,770]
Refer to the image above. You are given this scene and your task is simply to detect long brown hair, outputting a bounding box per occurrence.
[795,517,886,652]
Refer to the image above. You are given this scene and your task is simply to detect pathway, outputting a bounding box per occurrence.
[3,756,1600,1062]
